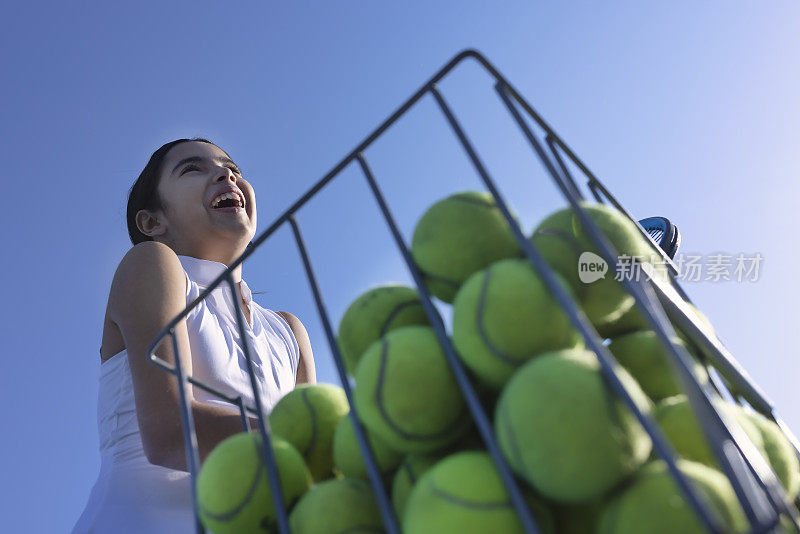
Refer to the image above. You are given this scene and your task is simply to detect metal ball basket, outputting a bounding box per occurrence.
[146,49,800,534]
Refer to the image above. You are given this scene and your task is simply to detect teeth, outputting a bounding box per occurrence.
[211,192,244,208]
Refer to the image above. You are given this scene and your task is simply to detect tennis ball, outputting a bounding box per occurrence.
[197,432,312,534]
[337,284,429,374]
[657,395,800,499]
[745,411,800,499]
[332,413,403,480]
[353,326,469,454]
[597,460,747,534]
[595,299,716,343]
[452,258,583,390]
[495,348,653,503]
[608,330,709,402]
[530,202,666,325]
[411,191,524,303]
[653,395,760,468]
[269,383,350,481]
[403,451,555,534]
[289,478,384,534]
[594,303,650,339]
[391,453,443,518]
[673,303,719,353]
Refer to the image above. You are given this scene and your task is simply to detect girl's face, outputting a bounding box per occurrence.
[138,141,257,262]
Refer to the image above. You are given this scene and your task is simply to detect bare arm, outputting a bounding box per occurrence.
[277,311,316,385]
[109,241,260,472]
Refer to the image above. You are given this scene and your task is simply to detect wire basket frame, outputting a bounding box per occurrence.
[144,49,800,534]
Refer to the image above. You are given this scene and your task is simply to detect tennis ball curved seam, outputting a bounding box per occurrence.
[380,299,425,337]
[474,264,524,366]
[450,193,498,209]
[300,388,318,460]
[532,228,583,256]
[198,436,266,521]
[397,458,420,485]
[418,268,460,291]
[399,459,419,486]
[599,370,638,460]
[374,337,468,442]
[429,483,513,510]
[497,402,529,479]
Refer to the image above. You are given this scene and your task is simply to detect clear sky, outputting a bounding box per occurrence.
[2,2,799,531]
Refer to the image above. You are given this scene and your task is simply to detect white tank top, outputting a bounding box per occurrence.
[71,254,300,533]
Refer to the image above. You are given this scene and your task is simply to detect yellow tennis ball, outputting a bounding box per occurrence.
[197,432,312,534]
[353,326,469,454]
[452,258,583,390]
[411,191,524,303]
[530,202,665,325]
[608,330,709,402]
[403,451,555,534]
[289,478,385,534]
[594,302,650,339]
[495,349,652,503]
[337,284,429,374]
[597,460,747,534]
[391,453,443,519]
[332,414,403,480]
[595,300,716,342]
[269,383,350,481]
[654,395,800,499]
[745,411,800,499]
[653,395,758,467]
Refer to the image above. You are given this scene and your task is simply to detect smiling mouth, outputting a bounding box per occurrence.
[210,189,246,209]
[212,205,245,213]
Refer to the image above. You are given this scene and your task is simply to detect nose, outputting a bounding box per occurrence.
[215,167,237,183]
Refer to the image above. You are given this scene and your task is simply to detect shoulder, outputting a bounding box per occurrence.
[274,310,311,355]
[116,241,183,276]
[276,311,316,384]
[109,242,187,324]
[275,311,307,337]
[275,310,298,323]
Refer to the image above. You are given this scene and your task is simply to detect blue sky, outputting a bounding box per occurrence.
[2,2,799,531]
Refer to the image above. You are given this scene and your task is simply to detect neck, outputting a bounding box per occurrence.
[158,238,249,283]
[204,253,242,277]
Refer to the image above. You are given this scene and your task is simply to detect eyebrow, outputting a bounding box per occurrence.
[171,156,241,175]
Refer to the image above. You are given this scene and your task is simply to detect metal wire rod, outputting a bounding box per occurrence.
[225,274,290,534]
[495,80,794,531]
[356,153,542,534]
[543,134,584,201]
[453,82,730,533]
[140,48,800,534]
[287,215,401,534]
[235,396,252,433]
[648,275,800,530]
[169,331,206,534]
[149,355,259,416]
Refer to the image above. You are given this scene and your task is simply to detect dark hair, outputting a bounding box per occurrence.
[127,137,219,245]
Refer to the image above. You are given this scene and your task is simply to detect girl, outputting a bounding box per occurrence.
[72,138,315,532]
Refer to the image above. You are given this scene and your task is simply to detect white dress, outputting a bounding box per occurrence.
[71,255,300,533]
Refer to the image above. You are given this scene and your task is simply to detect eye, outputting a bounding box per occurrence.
[180,164,201,175]
[227,165,241,175]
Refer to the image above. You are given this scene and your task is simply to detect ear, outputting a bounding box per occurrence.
[136,208,166,238]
